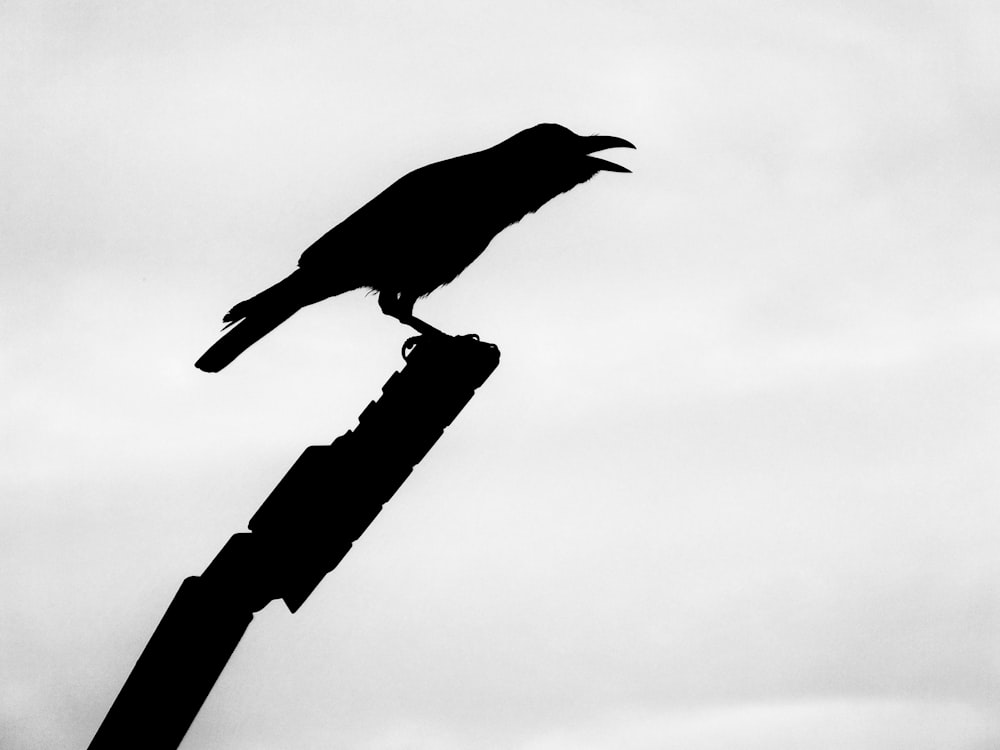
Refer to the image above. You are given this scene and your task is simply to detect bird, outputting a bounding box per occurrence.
[194,123,635,372]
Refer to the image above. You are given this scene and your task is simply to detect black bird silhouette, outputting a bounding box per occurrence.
[195,123,635,372]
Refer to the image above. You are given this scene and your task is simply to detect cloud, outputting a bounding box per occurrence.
[5,2,1000,749]
[517,698,1000,750]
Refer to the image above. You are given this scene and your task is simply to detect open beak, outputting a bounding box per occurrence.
[582,134,636,173]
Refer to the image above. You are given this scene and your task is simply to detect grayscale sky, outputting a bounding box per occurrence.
[3,1,1000,748]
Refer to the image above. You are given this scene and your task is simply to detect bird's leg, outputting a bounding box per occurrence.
[378,291,446,337]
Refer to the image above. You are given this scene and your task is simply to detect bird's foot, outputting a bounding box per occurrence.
[401,331,481,360]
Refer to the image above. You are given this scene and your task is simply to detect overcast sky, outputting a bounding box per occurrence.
[3,1,1000,748]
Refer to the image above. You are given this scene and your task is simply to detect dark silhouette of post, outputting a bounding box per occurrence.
[88,333,500,750]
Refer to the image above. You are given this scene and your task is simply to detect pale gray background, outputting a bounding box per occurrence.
[3,1,1000,748]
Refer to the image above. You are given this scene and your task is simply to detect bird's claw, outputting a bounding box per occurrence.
[401,331,482,360]
[401,336,422,360]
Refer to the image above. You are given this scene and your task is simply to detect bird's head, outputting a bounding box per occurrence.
[505,123,636,173]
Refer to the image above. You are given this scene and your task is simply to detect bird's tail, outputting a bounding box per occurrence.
[195,272,306,372]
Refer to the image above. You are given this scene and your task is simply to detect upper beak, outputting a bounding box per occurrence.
[582,134,636,173]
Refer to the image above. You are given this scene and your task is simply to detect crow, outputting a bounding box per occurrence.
[194,123,635,372]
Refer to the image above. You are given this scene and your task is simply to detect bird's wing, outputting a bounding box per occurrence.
[296,157,476,271]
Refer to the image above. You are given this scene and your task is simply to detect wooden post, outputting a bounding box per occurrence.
[88,334,500,750]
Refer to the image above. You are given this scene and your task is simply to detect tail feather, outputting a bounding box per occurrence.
[195,272,306,372]
[222,297,258,327]
[195,308,299,372]
[195,270,358,372]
